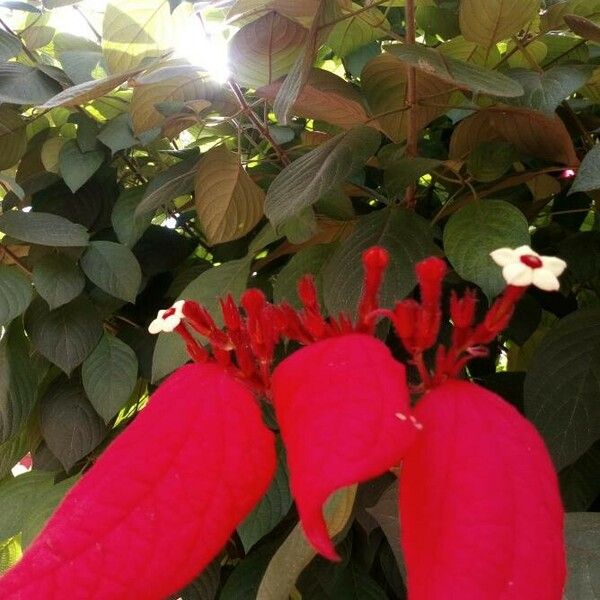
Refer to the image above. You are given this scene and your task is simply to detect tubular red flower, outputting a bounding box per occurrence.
[0,363,276,600]
[272,334,418,560]
[399,380,565,600]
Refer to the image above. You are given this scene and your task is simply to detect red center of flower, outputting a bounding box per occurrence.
[162,307,176,319]
[520,255,543,269]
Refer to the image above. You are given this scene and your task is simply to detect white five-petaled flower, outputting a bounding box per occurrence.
[490,246,567,291]
[148,300,186,334]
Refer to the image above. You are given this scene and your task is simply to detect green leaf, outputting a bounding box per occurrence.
[238,440,292,553]
[111,186,153,247]
[416,4,460,39]
[386,44,524,98]
[58,139,104,193]
[152,258,251,382]
[264,125,381,228]
[135,155,199,217]
[507,66,592,114]
[384,157,442,194]
[443,200,530,298]
[25,296,103,375]
[82,333,138,422]
[0,322,42,444]
[256,486,357,599]
[0,29,21,63]
[560,440,600,512]
[0,266,32,327]
[171,559,221,600]
[97,113,137,154]
[570,144,600,194]
[220,544,277,600]
[327,3,389,58]
[0,64,61,105]
[524,308,600,470]
[459,0,540,47]
[0,427,29,481]
[323,207,437,317]
[467,141,515,182]
[0,106,27,170]
[40,379,106,471]
[102,0,173,74]
[0,211,89,247]
[0,537,21,574]
[0,471,56,541]
[21,475,79,547]
[32,253,85,310]
[273,244,336,309]
[563,513,600,600]
[80,241,142,303]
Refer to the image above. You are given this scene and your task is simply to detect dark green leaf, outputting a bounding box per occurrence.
[0,30,21,63]
[25,296,103,375]
[507,66,591,114]
[82,333,138,422]
[560,440,600,512]
[238,440,292,552]
[264,126,381,228]
[111,186,153,247]
[387,44,524,97]
[443,200,530,298]
[0,64,61,105]
[524,308,600,470]
[21,475,79,547]
[220,544,277,600]
[58,139,104,193]
[80,241,142,303]
[0,265,32,327]
[0,427,29,480]
[0,322,43,444]
[563,513,600,600]
[570,144,600,194]
[170,558,221,600]
[467,142,515,183]
[98,113,137,154]
[135,156,199,217]
[273,244,336,309]
[0,471,56,541]
[40,379,106,471]
[32,253,85,310]
[384,157,442,194]
[324,207,437,317]
[0,211,89,247]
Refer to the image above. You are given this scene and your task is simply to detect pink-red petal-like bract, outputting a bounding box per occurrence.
[272,334,418,560]
[400,379,565,599]
[0,363,276,600]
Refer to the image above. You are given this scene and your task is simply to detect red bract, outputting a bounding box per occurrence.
[0,363,276,600]
[272,334,419,560]
[399,380,565,599]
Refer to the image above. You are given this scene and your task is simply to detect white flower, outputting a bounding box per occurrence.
[148,300,186,334]
[490,246,566,292]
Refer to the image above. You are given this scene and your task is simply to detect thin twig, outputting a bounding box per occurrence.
[228,80,290,166]
[403,0,418,209]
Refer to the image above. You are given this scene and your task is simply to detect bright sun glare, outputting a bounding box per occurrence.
[44,0,231,84]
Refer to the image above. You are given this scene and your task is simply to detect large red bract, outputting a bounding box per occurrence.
[272,333,418,560]
[0,363,276,600]
[399,379,565,599]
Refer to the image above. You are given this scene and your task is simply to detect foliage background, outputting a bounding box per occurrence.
[0,0,599,597]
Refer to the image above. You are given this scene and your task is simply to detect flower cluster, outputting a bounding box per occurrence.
[0,244,569,600]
